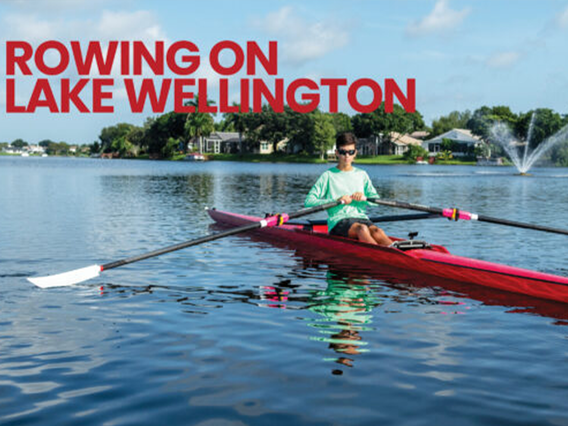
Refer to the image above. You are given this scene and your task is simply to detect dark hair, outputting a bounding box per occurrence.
[336,132,358,150]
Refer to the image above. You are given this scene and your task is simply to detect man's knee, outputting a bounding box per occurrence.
[370,226,385,236]
[354,223,371,235]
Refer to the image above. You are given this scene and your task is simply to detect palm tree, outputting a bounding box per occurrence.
[225,103,246,154]
[184,95,216,153]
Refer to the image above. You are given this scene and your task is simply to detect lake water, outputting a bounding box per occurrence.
[2,156,568,425]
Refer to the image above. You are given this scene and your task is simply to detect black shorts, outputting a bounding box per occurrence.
[329,218,375,237]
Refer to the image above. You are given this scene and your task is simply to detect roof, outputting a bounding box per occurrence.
[410,131,430,140]
[389,132,423,146]
[426,129,482,144]
[205,132,240,143]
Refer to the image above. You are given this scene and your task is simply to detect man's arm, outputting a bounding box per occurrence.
[363,173,380,204]
[305,173,336,207]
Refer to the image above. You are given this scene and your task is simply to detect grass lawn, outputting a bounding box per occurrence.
[165,152,476,165]
[205,153,327,163]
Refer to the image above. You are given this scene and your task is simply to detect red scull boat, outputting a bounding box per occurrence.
[208,208,568,304]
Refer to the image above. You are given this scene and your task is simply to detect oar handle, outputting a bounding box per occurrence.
[366,197,568,236]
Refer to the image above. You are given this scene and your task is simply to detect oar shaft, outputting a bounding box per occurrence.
[102,222,260,270]
[286,212,437,227]
[367,198,568,236]
[476,214,568,236]
[102,200,341,271]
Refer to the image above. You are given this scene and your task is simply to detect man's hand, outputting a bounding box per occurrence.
[351,192,365,201]
[338,195,352,204]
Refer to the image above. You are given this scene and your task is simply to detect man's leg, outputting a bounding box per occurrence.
[347,223,377,245]
[369,225,393,246]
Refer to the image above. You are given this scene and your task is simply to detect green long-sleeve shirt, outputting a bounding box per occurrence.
[304,167,379,232]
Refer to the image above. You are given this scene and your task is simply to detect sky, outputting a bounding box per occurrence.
[1,0,568,145]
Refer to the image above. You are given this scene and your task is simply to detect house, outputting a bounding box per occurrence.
[423,129,482,157]
[2,145,23,154]
[382,132,423,155]
[28,145,46,154]
[199,132,241,154]
[358,132,423,156]
[254,138,289,155]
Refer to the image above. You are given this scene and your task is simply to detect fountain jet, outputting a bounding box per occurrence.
[489,114,568,174]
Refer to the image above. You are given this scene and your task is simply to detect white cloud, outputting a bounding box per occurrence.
[486,51,521,69]
[255,6,349,65]
[1,9,169,77]
[95,10,168,44]
[1,9,167,44]
[2,14,60,41]
[406,0,471,37]
[556,5,568,28]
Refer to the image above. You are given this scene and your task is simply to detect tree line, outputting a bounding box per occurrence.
[90,99,428,160]
[0,138,80,156]
[4,102,568,165]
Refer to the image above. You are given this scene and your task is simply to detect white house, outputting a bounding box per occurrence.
[358,132,423,156]
[423,129,482,157]
[199,132,241,154]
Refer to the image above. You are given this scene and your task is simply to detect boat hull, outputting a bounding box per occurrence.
[207,208,568,304]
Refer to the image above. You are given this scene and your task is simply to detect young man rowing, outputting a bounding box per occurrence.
[305,132,393,246]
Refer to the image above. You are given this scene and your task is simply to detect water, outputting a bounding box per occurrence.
[2,157,568,425]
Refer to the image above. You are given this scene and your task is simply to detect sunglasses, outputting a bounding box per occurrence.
[338,149,356,156]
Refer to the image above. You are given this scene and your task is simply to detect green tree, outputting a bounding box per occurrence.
[90,141,101,155]
[287,109,317,153]
[185,96,216,153]
[224,104,248,153]
[431,110,471,137]
[11,138,28,148]
[38,139,54,148]
[259,105,292,153]
[214,119,235,132]
[467,106,518,141]
[330,112,353,134]
[99,123,134,153]
[144,112,186,156]
[403,144,429,163]
[352,105,426,140]
[515,108,563,149]
[551,141,568,166]
[313,112,336,160]
[162,137,180,158]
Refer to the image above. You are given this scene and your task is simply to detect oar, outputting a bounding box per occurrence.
[366,198,568,236]
[28,201,342,289]
[286,212,438,227]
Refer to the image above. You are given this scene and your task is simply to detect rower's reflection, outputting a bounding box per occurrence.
[306,268,382,375]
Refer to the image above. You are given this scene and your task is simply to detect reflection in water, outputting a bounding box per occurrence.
[306,269,382,374]
[4,160,568,425]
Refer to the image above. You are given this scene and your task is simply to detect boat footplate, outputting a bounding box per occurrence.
[390,240,431,251]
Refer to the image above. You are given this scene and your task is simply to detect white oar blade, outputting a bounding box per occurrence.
[28,264,101,289]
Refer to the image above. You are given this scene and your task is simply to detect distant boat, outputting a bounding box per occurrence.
[184,153,205,161]
[21,152,29,157]
[477,157,503,166]
[41,153,48,157]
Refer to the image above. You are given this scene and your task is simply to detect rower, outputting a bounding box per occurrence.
[304,132,393,246]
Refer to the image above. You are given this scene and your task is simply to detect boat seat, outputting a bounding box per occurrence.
[390,240,431,251]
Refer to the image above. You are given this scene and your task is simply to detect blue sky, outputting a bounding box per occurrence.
[1,0,568,145]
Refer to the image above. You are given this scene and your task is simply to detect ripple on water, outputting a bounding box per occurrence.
[2,161,568,425]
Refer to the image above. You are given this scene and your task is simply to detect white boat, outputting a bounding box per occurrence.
[184,153,205,161]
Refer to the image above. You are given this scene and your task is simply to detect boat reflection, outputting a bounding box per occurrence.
[305,269,382,374]
[220,224,568,326]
